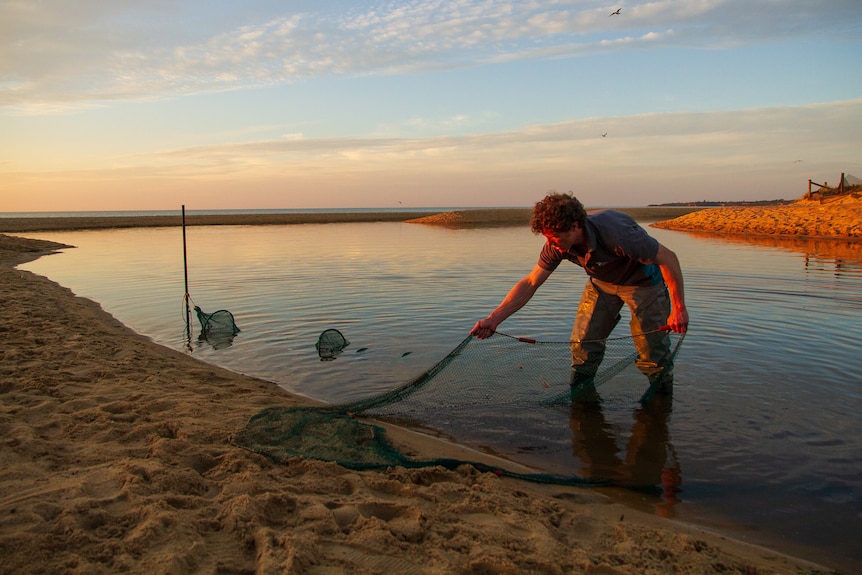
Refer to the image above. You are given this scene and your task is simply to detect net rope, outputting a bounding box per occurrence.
[232,330,684,486]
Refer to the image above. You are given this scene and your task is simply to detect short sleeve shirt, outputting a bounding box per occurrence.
[538,210,663,286]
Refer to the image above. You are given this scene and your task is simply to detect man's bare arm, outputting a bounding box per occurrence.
[471,264,553,339]
[654,244,689,333]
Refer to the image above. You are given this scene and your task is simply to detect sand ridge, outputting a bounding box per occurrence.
[651,194,862,239]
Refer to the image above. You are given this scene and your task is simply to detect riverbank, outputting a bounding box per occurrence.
[0,211,440,233]
[0,206,701,233]
[0,232,833,574]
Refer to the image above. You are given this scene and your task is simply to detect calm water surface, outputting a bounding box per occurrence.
[18,221,862,572]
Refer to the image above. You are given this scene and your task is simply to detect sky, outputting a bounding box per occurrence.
[2,0,861,212]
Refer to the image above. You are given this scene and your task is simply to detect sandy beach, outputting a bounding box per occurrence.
[0,206,845,574]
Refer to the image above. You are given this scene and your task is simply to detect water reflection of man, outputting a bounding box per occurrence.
[471,193,688,398]
[569,392,682,517]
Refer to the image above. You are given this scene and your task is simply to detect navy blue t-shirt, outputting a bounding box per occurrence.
[538,210,663,286]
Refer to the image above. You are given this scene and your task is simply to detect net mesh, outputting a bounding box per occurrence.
[194,306,240,349]
[316,328,350,361]
[232,330,684,486]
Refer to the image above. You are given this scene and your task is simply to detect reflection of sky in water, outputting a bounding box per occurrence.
[17,222,862,571]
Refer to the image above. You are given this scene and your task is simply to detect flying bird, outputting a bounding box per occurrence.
[602,133,608,137]
[610,8,621,16]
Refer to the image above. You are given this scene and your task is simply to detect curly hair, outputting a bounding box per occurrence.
[530,193,587,235]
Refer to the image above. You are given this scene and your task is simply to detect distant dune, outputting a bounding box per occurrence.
[651,194,862,239]
[404,207,702,228]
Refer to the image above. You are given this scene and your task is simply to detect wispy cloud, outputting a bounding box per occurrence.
[11,99,855,186]
[4,99,856,210]
[3,0,859,112]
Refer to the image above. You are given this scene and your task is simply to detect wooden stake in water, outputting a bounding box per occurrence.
[182,205,191,345]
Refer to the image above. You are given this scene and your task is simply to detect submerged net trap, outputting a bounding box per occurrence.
[316,328,350,361]
[181,206,241,351]
[194,306,240,349]
[232,330,684,486]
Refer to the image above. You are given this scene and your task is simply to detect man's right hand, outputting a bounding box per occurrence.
[470,318,497,339]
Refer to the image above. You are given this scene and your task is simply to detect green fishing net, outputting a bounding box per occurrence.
[195,306,240,335]
[232,330,684,486]
[316,328,350,361]
[194,306,240,349]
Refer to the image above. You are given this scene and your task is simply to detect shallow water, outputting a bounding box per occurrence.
[18,221,862,572]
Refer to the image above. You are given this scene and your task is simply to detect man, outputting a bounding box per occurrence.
[471,193,688,396]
